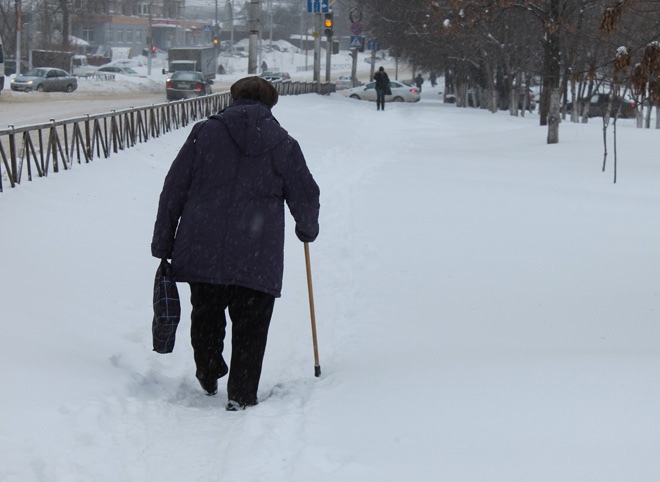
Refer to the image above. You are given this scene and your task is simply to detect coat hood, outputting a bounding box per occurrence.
[211,99,288,157]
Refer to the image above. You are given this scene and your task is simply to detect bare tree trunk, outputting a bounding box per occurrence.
[602,92,621,183]
[570,78,579,122]
[511,71,521,117]
[562,0,587,122]
[59,0,70,51]
[601,118,609,172]
[547,88,561,144]
[581,81,596,123]
[444,68,455,100]
[481,61,496,113]
[613,119,618,184]
[541,0,561,142]
[486,80,497,113]
[456,80,469,108]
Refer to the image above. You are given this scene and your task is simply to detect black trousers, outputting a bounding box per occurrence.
[189,283,275,406]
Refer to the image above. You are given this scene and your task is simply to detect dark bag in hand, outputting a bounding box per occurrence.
[152,259,180,354]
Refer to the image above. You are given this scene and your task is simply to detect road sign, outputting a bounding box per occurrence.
[367,40,379,51]
[349,8,362,23]
[307,0,330,13]
[350,22,363,36]
[350,35,363,48]
[203,25,212,33]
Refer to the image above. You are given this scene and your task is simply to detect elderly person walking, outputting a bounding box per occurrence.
[151,76,320,411]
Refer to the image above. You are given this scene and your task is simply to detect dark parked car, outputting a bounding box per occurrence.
[10,67,78,93]
[567,93,637,118]
[165,71,213,101]
[4,59,30,76]
[260,71,291,82]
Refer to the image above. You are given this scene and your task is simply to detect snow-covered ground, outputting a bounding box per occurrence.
[1,59,660,481]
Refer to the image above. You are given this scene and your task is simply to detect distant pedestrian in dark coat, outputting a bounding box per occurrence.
[429,72,437,88]
[414,74,424,92]
[151,76,320,411]
[374,66,390,111]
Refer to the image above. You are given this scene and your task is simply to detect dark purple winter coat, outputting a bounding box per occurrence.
[151,99,320,297]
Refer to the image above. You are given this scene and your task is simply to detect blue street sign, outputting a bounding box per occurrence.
[203,25,212,33]
[307,0,330,13]
[367,40,379,51]
[350,35,363,48]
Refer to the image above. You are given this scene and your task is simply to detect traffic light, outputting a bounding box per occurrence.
[151,45,157,53]
[324,12,333,38]
[213,36,219,46]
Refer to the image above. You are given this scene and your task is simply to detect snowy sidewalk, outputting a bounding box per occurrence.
[1,92,659,482]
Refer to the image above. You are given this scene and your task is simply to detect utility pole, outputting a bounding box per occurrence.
[312,13,321,82]
[369,49,376,81]
[229,0,234,49]
[350,49,358,87]
[147,2,153,76]
[215,0,218,44]
[26,9,31,69]
[324,36,331,82]
[16,0,22,75]
[268,0,273,50]
[248,0,260,75]
[213,0,220,53]
[323,11,333,82]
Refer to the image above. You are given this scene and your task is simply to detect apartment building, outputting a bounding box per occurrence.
[71,0,213,58]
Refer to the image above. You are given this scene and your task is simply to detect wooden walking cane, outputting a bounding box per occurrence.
[304,242,321,377]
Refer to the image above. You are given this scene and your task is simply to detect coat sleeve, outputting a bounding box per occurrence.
[150,123,202,259]
[278,138,320,243]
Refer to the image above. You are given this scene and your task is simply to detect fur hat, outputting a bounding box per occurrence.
[230,76,279,108]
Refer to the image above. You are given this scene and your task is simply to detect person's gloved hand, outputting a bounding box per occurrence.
[295,225,318,243]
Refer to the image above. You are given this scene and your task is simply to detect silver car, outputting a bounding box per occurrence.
[335,76,354,90]
[344,80,420,103]
[10,67,78,93]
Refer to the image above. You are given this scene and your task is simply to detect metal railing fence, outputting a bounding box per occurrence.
[0,80,335,193]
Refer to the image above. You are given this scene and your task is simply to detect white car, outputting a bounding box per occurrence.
[344,80,420,103]
[95,65,143,76]
[110,59,144,68]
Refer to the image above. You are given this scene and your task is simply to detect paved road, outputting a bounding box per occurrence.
[0,79,236,129]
